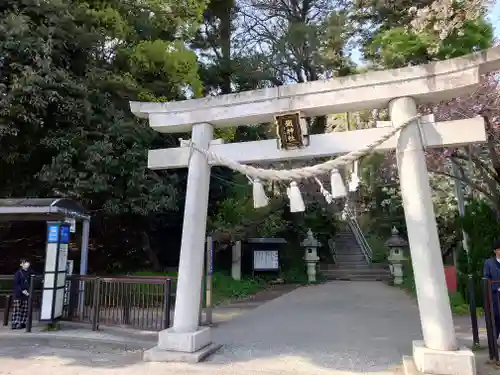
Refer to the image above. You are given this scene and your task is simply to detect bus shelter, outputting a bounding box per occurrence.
[0,198,90,276]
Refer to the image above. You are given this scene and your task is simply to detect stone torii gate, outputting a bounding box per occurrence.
[131,47,500,373]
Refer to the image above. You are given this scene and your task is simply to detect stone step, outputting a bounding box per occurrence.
[336,245,362,249]
[335,252,364,257]
[322,269,391,281]
[323,274,391,281]
[336,262,388,269]
[335,246,363,251]
[335,243,359,248]
[335,249,364,254]
[321,265,369,271]
[321,263,363,270]
[325,267,390,275]
[336,260,367,265]
[335,255,366,261]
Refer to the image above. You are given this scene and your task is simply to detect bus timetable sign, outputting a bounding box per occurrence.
[276,112,304,150]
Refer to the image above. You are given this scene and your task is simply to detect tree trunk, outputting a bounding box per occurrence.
[141,230,162,272]
[219,0,232,95]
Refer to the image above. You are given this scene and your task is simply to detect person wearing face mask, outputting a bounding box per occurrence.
[11,260,33,329]
[484,240,500,341]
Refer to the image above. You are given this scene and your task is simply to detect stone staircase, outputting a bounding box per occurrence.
[321,224,391,281]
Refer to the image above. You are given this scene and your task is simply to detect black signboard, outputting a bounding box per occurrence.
[241,238,287,278]
[276,113,304,150]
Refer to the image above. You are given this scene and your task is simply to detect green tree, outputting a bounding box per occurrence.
[367,19,493,68]
[0,0,208,272]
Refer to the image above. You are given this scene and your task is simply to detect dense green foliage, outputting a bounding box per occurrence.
[0,0,208,272]
[454,200,500,306]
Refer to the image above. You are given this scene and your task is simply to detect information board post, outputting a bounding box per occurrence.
[41,222,70,323]
[205,236,213,325]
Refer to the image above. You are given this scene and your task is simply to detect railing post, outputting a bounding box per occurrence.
[490,279,499,362]
[3,295,12,326]
[483,277,499,361]
[162,279,172,329]
[122,293,131,325]
[25,275,36,333]
[467,275,479,346]
[67,276,79,320]
[91,278,101,331]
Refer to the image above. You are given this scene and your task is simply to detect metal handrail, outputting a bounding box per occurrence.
[343,206,373,263]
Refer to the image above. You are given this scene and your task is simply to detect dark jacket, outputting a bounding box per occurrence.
[13,269,32,300]
[484,258,500,292]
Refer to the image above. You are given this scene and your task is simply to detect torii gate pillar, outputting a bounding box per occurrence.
[143,122,221,362]
[390,98,474,375]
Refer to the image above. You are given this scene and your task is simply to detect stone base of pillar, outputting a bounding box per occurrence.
[403,340,476,375]
[142,327,222,363]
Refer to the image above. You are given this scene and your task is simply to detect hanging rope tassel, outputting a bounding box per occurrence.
[330,169,347,198]
[252,178,269,208]
[348,173,361,192]
[314,177,333,204]
[287,181,305,212]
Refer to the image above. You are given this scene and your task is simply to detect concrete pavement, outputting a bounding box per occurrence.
[0,281,493,375]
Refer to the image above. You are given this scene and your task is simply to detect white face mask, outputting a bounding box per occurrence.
[21,262,30,270]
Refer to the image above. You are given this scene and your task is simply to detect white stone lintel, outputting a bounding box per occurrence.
[130,46,500,133]
[148,117,486,170]
[407,340,476,375]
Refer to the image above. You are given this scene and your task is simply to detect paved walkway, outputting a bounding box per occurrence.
[208,281,421,372]
[0,281,490,375]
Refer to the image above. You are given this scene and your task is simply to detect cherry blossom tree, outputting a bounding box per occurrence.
[409,0,490,43]
[424,72,500,216]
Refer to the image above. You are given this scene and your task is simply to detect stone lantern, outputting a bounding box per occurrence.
[385,227,408,285]
[301,229,321,282]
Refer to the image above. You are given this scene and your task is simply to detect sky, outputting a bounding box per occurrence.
[491,1,500,37]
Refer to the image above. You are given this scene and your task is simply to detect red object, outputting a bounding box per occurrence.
[444,266,457,292]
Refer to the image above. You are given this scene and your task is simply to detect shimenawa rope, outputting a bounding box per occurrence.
[189,114,421,182]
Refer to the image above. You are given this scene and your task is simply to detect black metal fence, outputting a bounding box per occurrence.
[1,274,175,332]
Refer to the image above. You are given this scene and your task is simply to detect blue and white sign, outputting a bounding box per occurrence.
[47,224,59,243]
[59,225,70,244]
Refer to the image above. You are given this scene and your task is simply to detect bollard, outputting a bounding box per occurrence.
[483,278,499,361]
[91,278,101,331]
[3,295,12,326]
[467,275,479,346]
[162,279,172,329]
[25,275,36,333]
